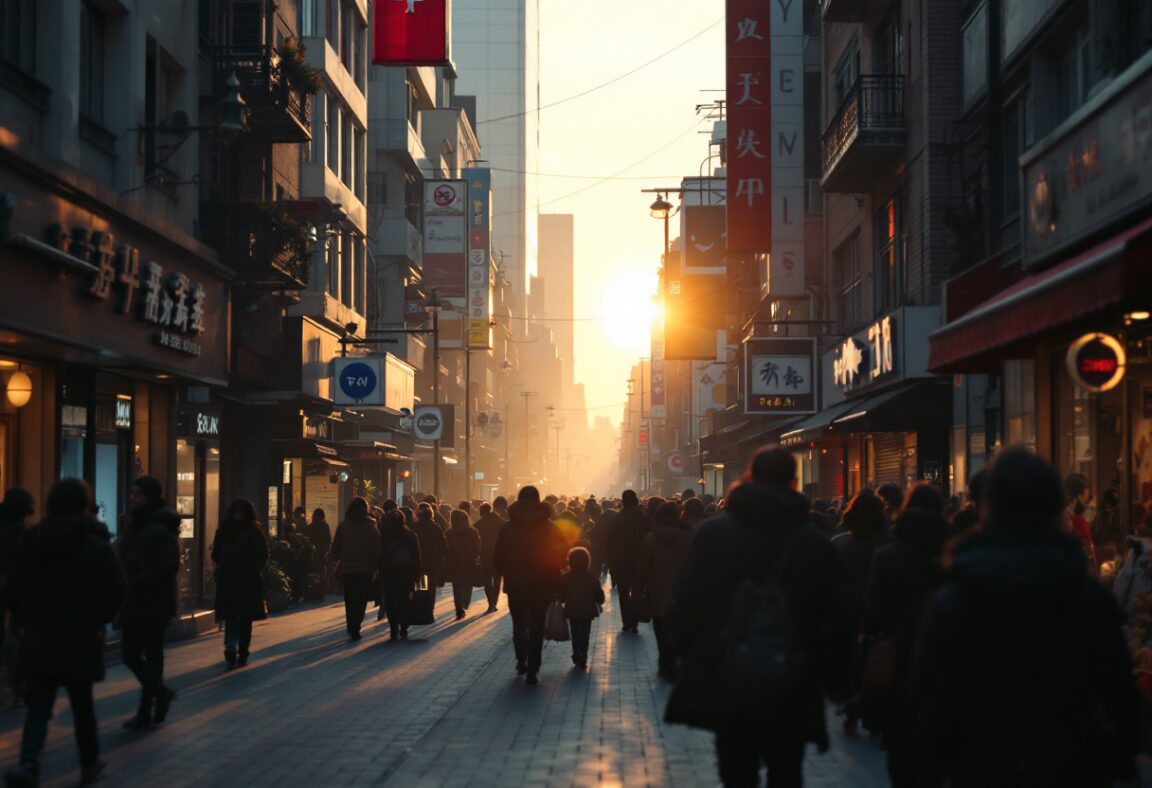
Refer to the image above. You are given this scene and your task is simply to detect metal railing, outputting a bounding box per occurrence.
[822,74,905,174]
[214,45,311,130]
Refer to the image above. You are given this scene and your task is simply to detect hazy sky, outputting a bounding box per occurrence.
[537,1,725,424]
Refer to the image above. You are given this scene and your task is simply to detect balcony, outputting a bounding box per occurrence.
[199,201,313,289]
[215,46,312,143]
[821,0,870,22]
[821,75,906,194]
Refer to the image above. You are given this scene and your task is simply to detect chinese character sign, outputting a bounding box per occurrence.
[744,337,816,415]
[373,0,451,66]
[463,168,492,349]
[726,0,772,253]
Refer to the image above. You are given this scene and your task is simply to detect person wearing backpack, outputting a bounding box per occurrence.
[666,447,851,788]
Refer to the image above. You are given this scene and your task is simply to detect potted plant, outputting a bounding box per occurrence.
[262,559,292,613]
[275,38,323,100]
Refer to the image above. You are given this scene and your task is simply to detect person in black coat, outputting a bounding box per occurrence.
[211,498,269,668]
[606,490,651,633]
[0,487,34,708]
[862,483,953,787]
[118,475,181,731]
[495,487,566,685]
[666,448,852,788]
[445,509,481,619]
[3,479,125,786]
[474,502,506,612]
[378,510,422,640]
[559,546,604,669]
[412,503,448,594]
[915,449,1141,788]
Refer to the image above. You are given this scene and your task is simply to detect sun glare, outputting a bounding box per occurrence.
[599,268,659,353]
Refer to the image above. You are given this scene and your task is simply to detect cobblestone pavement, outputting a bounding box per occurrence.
[0,586,888,787]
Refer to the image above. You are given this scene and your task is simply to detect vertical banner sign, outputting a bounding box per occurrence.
[769,0,805,296]
[422,180,467,301]
[666,178,728,360]
[743,336,817,415]
[651,327,667,422]
[726,0,772,253]
[373,0,452,66]
[464,168,493,349]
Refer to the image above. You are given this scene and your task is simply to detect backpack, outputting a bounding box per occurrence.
[719,531,802,717]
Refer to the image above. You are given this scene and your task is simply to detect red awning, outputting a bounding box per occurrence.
[928,215,1152,373]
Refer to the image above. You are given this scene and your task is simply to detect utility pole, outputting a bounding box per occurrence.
[519,390,537,482]
[639,360,647,493]
[464,347,472,500]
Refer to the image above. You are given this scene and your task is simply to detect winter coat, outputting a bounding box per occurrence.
[665,482,851,740]
[494,500,566,596]
[379,522,422,589]
[830,529,890,633]
[474,512,506,572]
[304,519,331,562]
[590,509,615,574]
[606,505,650,579]
[211,522,268,622]
[412,515,448,582]
[636,519,694,618]
[7,513,125,683]
[862,508,953,694]
[445,521,481,584]
[118,502,182,628]
[331,516,382,578]
[914,526,1141,787]
[560,568,605,619]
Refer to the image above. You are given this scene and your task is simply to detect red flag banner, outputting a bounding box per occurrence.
[726,0,772,253]
[373,0,451,66]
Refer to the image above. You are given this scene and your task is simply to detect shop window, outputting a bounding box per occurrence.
[874,193,905,314]
[1003,359,1037,451]
[60,405,87,481]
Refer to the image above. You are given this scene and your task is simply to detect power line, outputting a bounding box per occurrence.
[488,168,686,181]
[478,18,723,126]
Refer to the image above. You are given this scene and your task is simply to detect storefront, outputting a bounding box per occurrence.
[929,50,1152,567]
[0,136,230,612]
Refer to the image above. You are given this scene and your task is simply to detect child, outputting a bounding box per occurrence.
[559,546,604,669]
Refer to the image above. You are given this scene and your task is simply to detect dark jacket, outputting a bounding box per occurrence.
[331,516,382,578]
[211,522,268,622]
[8,513,125,682]
[494,500,566,596]
[379,521,422,588]
[666,482,851,740]
[914,527,1141,787]
[607,504,650,578]
[118,502,182,628]
[560,568,605,619]
[830,528,890,632]
[591,509,615,574]
[412,514,448,582]
[445,521,481,583]
[474,512,506,572]
[636,519,694,618]
[304,518,331,561]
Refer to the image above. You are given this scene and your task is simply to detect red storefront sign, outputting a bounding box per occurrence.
[373,0,451,66]
[726,0,772,253]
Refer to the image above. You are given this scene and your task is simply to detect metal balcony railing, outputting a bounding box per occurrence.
[822,74,905,175]
[214,45,311,137]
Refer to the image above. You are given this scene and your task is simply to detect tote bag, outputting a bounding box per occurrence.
[544,599,570,642]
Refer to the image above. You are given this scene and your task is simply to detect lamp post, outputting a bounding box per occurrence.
[424,289,447,499]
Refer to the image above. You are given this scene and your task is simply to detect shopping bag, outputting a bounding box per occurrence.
[544,599,570,642]
[409,575,435,625]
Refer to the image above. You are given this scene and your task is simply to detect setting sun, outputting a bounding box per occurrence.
[598,268,660,354]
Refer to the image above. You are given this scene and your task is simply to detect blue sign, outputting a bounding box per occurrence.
[337,360,378,403]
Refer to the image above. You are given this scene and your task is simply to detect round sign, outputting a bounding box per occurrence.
[338,361,377,402]
[1066,333,1126,393]
[667,453,685,474]
[415,410,443,438]
[477,411,489,427]
[434,184,457,208]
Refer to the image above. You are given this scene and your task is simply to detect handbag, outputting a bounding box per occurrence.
[861,636,897,695]
[409,575,435,626]
[544,599,570,642]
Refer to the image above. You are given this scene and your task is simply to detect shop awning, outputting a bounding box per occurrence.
[339,440,400,461]
[738,416,806,446]
[829,380,949,434]
[928,214,1152,373]
[779,400,859,445]
[271,438,343,460]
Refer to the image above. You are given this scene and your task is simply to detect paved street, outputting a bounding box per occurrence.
[0,589,887,787]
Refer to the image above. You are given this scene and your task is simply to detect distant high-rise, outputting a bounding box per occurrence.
[539,214,575,390]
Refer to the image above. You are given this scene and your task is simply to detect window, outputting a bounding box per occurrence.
[354,129,365,200]
[326,94,339,172]
[340,4,352,73]
[874,193,905,313]
[1001,88,1031,217]
[1003,359,1036,451]
[326,233,340,297]
[80,0,105,123]
[354,21,366,90]
[340,232,353,305]
[340,112,351,186]
[1056,28,1092,122]
[962,2,988,105]
[301,0,318,37]
[1,0,36,73]
[833,232,863,332]
[326,0,339,51]
[832,43,859,108]
[876,9,903,75]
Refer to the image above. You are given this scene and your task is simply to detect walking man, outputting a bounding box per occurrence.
[606,490,650,633]
[330,497,382,641]
[474,501,506,612]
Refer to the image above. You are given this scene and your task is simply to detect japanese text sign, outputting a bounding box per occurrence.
[726,0,772,253]
[744,336,817,415]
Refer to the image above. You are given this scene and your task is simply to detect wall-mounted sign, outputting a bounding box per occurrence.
[651,332,667,420]
[743,336,817,415]
[423,180,467,301]
[114,397,132,429]
[834,316,895,391]
[667,453,685,475]
[414,404,454,443]
[464,168,492,349]
[726,0,772,253]
[373,0,451,67]
[334,357,384,405]
[1066,332,1126,393]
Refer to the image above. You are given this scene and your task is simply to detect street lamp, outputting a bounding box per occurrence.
[424,289,447,499]
[649,194,673,220]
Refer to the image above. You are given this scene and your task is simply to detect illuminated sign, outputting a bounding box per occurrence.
[1066,333,1126,392]
[743,336,817,415]
[834,316,895,390]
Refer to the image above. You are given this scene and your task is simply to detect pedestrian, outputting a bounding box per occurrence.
[304,508,332,594]
[495,487,566,685]
[682,496,705,529]
[636,501,694,679]
[606,489,651,633]
[493,495,509,521]
[211,498,269,668]
[378,509,422,640]
[591,501,616,579]
[951,469,986,534]
[290,506,307,538]
[118,475,181,731]
[829,490,889,733]
[330,497,382,641]
[876,483,903,529]
[412,502,448,595]
[915,449,1141,787]
[446,509,481,619]
[559,546,604,670]
[862,483,953,787]
[1,479,124,787]
[1065,473,1099,567]
[474,502,506,612]
[0,487,35,708]
[437,503,453,531]
[666,447,851,788]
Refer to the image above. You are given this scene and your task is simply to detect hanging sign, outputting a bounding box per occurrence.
[726,0,772,253]
[373,0,451,66]
[744,336,817,415]
[1066,333,1126,393]
[334,357,384,405]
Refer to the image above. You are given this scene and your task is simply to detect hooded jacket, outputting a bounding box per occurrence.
[914,526,1141,786]
[9,513,125,682]
[118,501,182,628]
[494,500,565,596]
[636,517,693,618]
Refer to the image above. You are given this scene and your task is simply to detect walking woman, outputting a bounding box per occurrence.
[330,497,382,641]
[211,499,269,668]
[379,510,422,639]
[446,509,481,619]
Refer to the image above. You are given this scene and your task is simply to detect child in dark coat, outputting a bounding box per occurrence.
[558,547,605,669]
